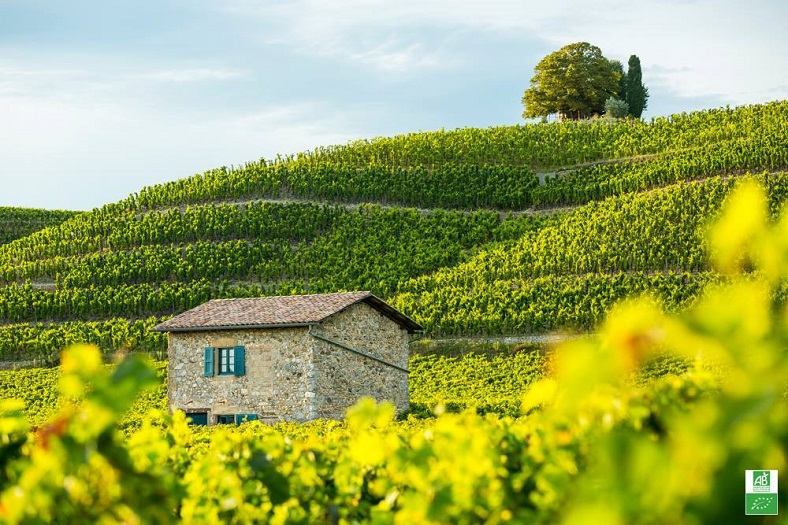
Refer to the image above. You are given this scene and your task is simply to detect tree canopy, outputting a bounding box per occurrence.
[522,42,622,120]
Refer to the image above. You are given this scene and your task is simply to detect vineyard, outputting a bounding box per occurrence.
[0,101,786,522]
[0,207,78,245]
[0,182,785,522]
[392,173,788,333]
[0,101,786,362]
[107,101,787,212]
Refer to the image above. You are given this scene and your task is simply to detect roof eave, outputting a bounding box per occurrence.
[360,294,423,334]
[151,321,319,333]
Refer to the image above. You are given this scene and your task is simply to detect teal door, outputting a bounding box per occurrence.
[187,412,208,426]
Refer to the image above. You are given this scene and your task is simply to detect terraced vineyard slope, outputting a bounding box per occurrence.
[0,101,786,361]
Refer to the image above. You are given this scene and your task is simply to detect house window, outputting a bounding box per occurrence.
[204,345,245,377]
[218,347,235,375]
[215,414,259,425]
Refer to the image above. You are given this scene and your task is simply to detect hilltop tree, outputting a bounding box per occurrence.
[610,59,627,99]
[624,55,649,118]
[522,42,622,121]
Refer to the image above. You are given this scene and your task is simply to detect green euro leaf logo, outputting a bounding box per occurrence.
[745,470,778,516]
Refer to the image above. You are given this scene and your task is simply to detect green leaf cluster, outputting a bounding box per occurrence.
[522,42,622,120]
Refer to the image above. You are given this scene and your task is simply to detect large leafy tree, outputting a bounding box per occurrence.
[522,42,622,120]
[610,59,627,99]
[624,54,649,118]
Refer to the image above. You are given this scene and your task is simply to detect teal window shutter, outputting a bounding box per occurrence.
[204,347,215,376]
[235,413,258,424]
[234,345,245,376]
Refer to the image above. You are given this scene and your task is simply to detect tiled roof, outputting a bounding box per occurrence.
[152,291,422,333]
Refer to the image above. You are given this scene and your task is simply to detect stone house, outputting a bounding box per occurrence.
[152,291,422,425]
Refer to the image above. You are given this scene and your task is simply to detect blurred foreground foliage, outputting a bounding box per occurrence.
[0,180,786,523]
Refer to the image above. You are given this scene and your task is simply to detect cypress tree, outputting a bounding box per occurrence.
[625,55,649,118]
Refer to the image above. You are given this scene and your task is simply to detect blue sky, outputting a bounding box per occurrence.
[2,0,787,210]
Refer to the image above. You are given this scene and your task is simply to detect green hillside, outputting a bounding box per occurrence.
[0,102,786,524]
[0,207,79,245]
[393,173,788,334]
[0,100,786,361]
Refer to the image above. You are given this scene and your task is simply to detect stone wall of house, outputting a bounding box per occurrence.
[312,302,410,419]
[167,327,317,423]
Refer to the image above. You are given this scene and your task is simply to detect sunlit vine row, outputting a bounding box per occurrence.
[0,317,166,362]
[0,207,79,245]
[0,202,526,269]
[532,132,788,207]
[95,101,788,212]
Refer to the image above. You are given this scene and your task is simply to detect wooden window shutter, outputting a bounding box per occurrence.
[234,345,245,376]
[204,347,215,376]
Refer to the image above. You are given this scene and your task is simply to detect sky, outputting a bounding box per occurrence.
[1,0,787,211]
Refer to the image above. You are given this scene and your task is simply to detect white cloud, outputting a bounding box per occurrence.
[0,56,364,209]
[222,0,788,103]
[0,65,83,97]
[349,42,447,72]
[2,0,786,210]
[222,0,471,73]
[0,59,245,116]
[0,87,365,209]
[215,103,363,158]
[129,68,243,83]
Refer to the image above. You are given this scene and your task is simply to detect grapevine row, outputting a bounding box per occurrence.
[393,270,720,335]
[400,175,736,291]
[532,132,788,207]
[97,102,788,213]
[0,206,532,294]
[0,202,525,269]
[0,317,166,362]
[276,101,786,169]
[0,207,79,245]
[126,163,540,212]
[3,175,787,331]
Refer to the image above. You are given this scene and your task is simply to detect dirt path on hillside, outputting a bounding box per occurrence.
[424,333,582,345]
[160,195,578,220]
[533,152,666,184]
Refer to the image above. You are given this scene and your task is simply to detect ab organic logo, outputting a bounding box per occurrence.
[745,470,778,516]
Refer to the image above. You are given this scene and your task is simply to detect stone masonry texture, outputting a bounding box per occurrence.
[167,302,410,423]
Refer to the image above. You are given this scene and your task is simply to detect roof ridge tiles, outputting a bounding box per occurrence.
[152,291,421,333]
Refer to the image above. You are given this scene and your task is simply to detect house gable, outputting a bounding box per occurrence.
[311,302,409,419]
